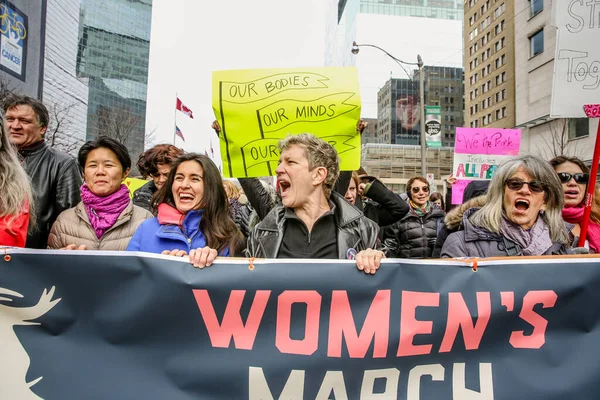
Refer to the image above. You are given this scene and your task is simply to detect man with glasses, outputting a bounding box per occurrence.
[383,176,446,258]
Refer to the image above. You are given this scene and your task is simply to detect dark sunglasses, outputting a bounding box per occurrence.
[411,185,430,194]
[557,172,589,184]
[505,178,546,193]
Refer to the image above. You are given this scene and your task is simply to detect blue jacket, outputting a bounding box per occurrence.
[126,209,230,256]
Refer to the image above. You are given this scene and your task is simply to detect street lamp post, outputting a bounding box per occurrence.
[417,55,426,176]
[352,42,427,176]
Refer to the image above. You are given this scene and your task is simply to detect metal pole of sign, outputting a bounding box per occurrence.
[418,55,426,176]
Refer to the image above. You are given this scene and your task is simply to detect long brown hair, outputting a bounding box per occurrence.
[154,153,244,255]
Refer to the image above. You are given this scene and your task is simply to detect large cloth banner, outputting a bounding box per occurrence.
[452,127,521,204]
[212,67,362,178]
[2,250,600,399]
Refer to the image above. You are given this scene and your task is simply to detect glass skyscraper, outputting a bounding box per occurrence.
[76,0,152,167]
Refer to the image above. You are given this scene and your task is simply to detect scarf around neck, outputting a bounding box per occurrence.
[499,215,553,256]
[81,184,131,238]
[409,199,431,217]
[562,205,600,252]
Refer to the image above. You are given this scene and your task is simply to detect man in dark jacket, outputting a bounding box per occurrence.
[245,133,384,274]
[4,95,82,248]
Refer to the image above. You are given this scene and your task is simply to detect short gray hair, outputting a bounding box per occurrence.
[278,133,340,198]
[469,154,568,244]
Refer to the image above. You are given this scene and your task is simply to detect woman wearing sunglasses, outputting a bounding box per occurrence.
[441,155,569,258]
[550,156,600,253]
[383,176,445,258]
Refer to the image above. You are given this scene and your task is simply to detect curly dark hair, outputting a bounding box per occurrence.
[136,144,184,178]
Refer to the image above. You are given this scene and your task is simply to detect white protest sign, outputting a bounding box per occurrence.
[551,0,600,118]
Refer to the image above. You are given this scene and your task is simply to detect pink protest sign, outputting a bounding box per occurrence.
[454,127,521,155]
[452,127,521,204]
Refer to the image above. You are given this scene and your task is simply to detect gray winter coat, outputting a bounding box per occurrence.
[246,192,379,259]
[441,208,569,258]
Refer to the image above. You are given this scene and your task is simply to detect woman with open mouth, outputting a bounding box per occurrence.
[441,155,570,258]
[550,156,600,253]
[127,153,245,268]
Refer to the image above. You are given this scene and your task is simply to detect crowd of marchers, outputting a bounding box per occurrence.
[0,94,598,273]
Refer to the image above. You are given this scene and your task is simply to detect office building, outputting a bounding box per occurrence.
[377,67,463,146]
[464,0,515,129]
[77,0,152,165]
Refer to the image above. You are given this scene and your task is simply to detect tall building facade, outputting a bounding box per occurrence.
[513,0,596,162]
[377,67,464,147]
[77,0,152,165]
[43,0,89,153]
[464,0,515,129]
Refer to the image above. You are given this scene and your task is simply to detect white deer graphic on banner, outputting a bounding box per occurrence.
[0,286,60,400]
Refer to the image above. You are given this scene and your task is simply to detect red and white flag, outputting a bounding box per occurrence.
[176,97,194,119]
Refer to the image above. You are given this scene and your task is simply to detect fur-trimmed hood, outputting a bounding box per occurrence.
[444,195,488,230]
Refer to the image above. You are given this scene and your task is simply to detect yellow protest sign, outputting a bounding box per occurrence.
[212,67,361,178]
[124,177,148,198]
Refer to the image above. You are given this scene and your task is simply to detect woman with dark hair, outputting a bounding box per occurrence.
[550,155,600,252]
[429,192,444,211]
[133,144,185,212]
[0,121,34,247]
[384,176,445,258]
[127,153,245,268]
[48,136,152,250]
[441,155,570,258]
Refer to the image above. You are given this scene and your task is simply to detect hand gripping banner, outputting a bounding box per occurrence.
[1,250,600,399]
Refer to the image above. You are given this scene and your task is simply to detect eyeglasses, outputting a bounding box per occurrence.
[557,172,589,184]
[505,178,546,193]
[411,186,430,194]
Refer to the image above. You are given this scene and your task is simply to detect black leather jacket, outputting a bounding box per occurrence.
[246,192,380,259]
[132,180,157,213]
[19,140,82,248]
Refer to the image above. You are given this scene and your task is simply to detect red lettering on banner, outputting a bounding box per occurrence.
[276,290,322,355]
[510,290,558,349]
[327,290,391,358]
[192,289,271,350]
[397,291,440,356]
[439,292,491,352]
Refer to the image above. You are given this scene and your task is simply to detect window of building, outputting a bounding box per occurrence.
[502,71,506,82]
[482,100,486,109]
[487,80,491,91]
[482,83,486,93]
[487,48,491,58]
[495,41,501,51]
[482,35,487,46]
[487,97,492,107]
[502,106,507,117]
[495,58,500,68]
[530,29,544,57]
[474,42,479,51]
[482,67,487,77]
[495,24,500,35]
[496,75,500,85]
[501,54,506,65]
[488,113,492,122]
[475,88,479,96]
[501,37,505,47]
[569,118,589,139]
[530,0,543,17]
[502,88,507,99]
[475,104,479,112]
[474,119,479,127]
[483,115,487,125]
[487,64,492,74]
[469,16,474,26]
[495,91,500,102]
[496,109,501,119]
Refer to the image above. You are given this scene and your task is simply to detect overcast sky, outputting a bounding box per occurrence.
[145,0,329,164]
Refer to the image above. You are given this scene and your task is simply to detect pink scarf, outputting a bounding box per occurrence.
[562,205,600,252]
[81,184,131,238]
